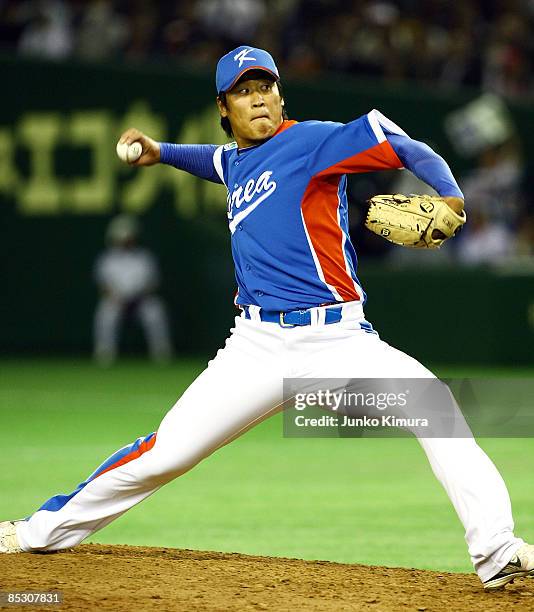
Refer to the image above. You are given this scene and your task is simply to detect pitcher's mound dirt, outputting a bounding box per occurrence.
[2,544,534,611]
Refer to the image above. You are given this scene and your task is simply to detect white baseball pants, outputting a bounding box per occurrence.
[17,303,523,582]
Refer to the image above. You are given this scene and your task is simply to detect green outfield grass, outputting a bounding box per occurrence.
[1,359,533,574]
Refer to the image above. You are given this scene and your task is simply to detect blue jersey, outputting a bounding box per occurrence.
[212,110,405,311]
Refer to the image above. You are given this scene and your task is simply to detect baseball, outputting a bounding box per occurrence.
[116,140,143,163]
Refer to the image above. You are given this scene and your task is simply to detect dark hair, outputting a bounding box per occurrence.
[217,81,288,138]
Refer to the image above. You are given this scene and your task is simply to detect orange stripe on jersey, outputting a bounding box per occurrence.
[301,174,359,302]
[318,140,402,177]
[94,433,158,479]
[301,141,401,301]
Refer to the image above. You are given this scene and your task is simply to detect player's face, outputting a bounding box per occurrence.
[217,77,284,148]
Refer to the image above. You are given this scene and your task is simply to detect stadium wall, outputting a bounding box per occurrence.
[1,55,533,363]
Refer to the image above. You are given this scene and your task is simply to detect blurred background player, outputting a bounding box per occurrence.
[93,214,173,365]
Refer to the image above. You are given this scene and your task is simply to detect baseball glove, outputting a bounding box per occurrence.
[365,194,466,249]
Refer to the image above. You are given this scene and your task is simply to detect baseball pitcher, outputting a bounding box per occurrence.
[2,46,532,591]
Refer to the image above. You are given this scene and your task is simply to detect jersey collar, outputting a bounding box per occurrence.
[273,119,298,136]
[237,120,298,154]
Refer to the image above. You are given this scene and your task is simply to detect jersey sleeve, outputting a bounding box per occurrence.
[159,143,223,184]
[387,134,464,198]
[306,109,406,178]
[212,145,226,185]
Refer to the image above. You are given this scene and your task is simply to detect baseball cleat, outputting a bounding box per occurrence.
[0,520,24,553]
[484,544,534,590]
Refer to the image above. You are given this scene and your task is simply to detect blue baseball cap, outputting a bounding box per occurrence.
[216,46,279,94]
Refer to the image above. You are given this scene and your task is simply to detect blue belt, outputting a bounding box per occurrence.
[243,305,343,327]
